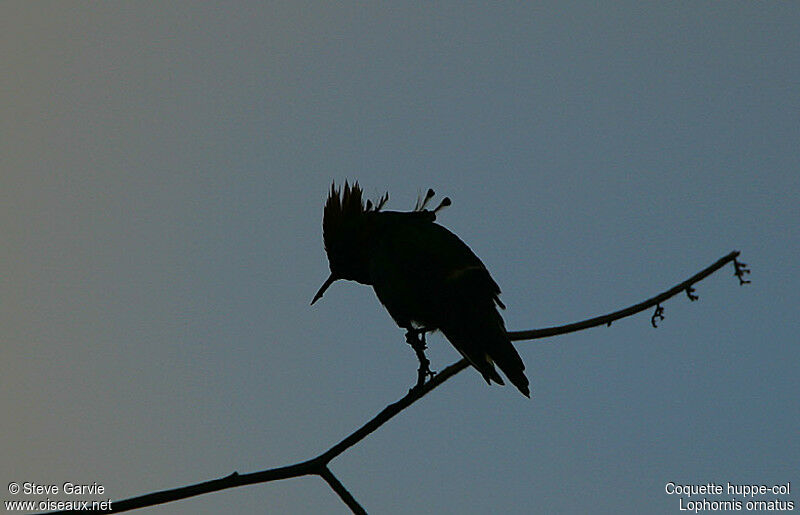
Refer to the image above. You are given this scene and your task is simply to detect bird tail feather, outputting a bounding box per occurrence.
[441,322,530,398]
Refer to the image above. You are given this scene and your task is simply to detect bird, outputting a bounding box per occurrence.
[311,181,530,397]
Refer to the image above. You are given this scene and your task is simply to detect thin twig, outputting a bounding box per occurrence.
[42,250,747,515]
[507,250,742,340]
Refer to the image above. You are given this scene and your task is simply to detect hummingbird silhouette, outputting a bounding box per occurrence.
[311,182,530,397]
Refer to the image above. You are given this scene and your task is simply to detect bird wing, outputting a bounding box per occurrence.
[367,215,497,323]
[367,214,530,396]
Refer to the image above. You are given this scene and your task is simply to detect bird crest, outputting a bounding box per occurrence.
[322,182,452,256]
[413,187,452,213]
[322,181,387,257]
[313,182,388,302]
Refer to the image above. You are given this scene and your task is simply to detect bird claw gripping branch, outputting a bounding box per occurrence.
[405,328,436,391]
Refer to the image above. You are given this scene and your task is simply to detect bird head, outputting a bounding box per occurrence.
[311,181,387,305]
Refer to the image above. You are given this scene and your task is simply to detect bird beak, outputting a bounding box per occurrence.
[310,273,337,305]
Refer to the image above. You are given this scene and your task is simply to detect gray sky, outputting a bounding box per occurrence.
[2,3,798,514]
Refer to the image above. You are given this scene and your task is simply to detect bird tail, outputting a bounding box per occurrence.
[441,320,530,398]
[493,343,531,398]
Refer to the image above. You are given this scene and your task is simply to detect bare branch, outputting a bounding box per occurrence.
[41,250,747,515]
[319,466,366,515]
[42,361,469,514]
[507,250,743,341]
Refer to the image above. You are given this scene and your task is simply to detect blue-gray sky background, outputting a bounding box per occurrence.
[2,3,798,514]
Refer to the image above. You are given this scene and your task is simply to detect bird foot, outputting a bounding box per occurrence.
[405,328,436,391]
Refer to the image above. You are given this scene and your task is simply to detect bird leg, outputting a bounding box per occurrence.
[405,327,436,392]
